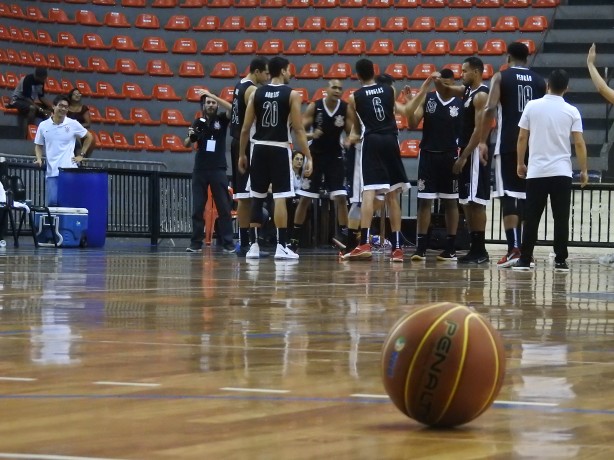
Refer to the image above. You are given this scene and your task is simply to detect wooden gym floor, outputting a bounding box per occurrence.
[1,241,613,460]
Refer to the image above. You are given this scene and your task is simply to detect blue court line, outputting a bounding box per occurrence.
[0,393,613,415]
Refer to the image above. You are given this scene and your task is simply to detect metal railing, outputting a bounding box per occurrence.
[5,161,614,248]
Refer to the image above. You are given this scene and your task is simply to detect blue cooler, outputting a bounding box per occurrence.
[33,207,88,247]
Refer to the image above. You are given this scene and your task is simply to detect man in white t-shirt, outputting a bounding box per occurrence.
[512,69,588,272]
[34,95,93,206]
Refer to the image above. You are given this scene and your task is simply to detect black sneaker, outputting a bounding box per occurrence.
[186,246,202,253]
[458,252,489,264]
[437,250,457,261]
[411,250,426,261]
[512,259,532,271]
[554,261,570,272]
[222,243,237,253]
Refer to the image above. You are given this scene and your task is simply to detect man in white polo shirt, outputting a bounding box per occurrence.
[34,95,93,206]
[512,69,588,272]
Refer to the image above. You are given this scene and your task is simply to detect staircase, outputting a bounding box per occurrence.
[532,0,614,175]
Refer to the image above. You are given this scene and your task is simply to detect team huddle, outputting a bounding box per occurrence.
[208,40,588,269]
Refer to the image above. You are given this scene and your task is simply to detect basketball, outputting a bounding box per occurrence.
[381,302,506,428]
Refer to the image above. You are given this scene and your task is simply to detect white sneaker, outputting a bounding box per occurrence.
[246,243,260,259]
[0,240,6,248]
[598,253,614,267]
[274,243,299,260]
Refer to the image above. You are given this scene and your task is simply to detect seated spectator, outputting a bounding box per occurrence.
[66,89,95,158]
[8,68,52,138]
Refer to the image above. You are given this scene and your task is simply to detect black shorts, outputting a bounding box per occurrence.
[494,152,526,199]
[417,149,459,199]
[458,146,491,205]
[297,149,347,199]
[249,143,294,199]
[230,137,250,199]
[361,133,410,194]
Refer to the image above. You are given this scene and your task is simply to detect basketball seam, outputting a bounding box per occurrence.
[471,315,502,418]
[403,304,467,419]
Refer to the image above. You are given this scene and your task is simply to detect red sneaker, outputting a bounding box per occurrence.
[391,248,404,263]
[347,243,372,260]
[497,248,521,268]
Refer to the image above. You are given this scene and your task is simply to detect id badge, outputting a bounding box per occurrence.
[206,140,216,152]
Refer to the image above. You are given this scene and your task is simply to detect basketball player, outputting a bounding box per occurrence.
[230,57,270,257]
[238,56,312,260]
[406,69,462,262]
[447,57,491,264]
[346,59,410,262]
[290,79,353,251]
[481,42,546,268]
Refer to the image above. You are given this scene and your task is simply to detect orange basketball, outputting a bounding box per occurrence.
[381,302,506,427]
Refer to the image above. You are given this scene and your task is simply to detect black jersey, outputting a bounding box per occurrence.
[495,66,546,155]
[459,84,489,149]
[353,83,397,136]
[420,91,462,152]
[310,98,348,153]
[230,78,255,140]
[252,83,292,143]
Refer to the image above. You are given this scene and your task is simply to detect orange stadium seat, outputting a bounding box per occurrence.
[355,16,381,32]
[341,88,357,102]
[479,39,506,55]
[44,77,62,94]
[339,39,366,55]
[20,28,37,44]
[465,16,491,31]
[311,87,327,101]
[116,58,145,75]
[76,9,102,26]
[493,15,520,31]
[262,0,285,7]
[135,13,160,29]
[209,0,232,6]
[179,60,205,77]
[112,132,140,151]
[142,36,168,53]
[173,38,198,54]
[83,33,111,50]
[449,0,474,6]
[147,59,174,76]
[409,16,435,31]
[122,83,152,100]
[482,63,494,79]
[7,27,23,42]
[287,0,312,7]
[327,16,353,32]
[210,62,238,78]
[300,16,326,31]
[400,139,420,158]
[87,56,116,73]
[231,39,258,55]
[48,7,76,24]
[18,50,35,66]
[367,0,393,7]
[88,106,106,123]
[367,39,394,55]
[47,54,62,69]
[220,16,245,31]
[436,16,464,32]
[152,0,178,6]
[286,39,311,55]
[55,31,86,48]
[505,0,529,7]
[194,16,219,31]
[75,80,96,97]
[161,108,191,127]
[92,131,115,150]
[340,0,365,7]
[246,16,272,32]
[105,106,133,124]
[257,39,284,55]
[395,39,422,55]
[409,63,437,79]
[26,124,38,141]
[273,16,299,31]
[450,38,478,55]
[36,30,54,46]
[219,86,235,102]
[32,52,49,68]
[112,35,138,52]
[324,63,352,79]
[130,107,160,125]
[533,0,558,6]
[385,63,410,79]
[105,12,130,27]
[122,0,146,5]
[165,15,191,31]
[314,0,339,7]
[520,15,548,32]
[186,85,209,102]
[477,0,501,6]
[422,0,446,6]
[152,83,182,100]
[296,63,324,79]
[202,39,229,55]
[312,39,339,55]
[133,133,164,152]
[442,63,463,79]
[294,87,309,103]
[516,38,536,54]
[395,0,420,5]
[64,55,88,72]
[423,39,450,55]
[382,16,409,32]
[162,134,192,152]
[235,0,258,7]
[61,79,74,93]
[25,6,49,22]
[96,81,124,98]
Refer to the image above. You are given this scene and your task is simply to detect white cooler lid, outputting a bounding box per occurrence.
[46,207,88,214]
